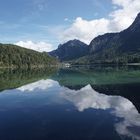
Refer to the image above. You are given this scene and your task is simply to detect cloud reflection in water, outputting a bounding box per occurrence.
[17,79,140,139]
[62,85,140,140]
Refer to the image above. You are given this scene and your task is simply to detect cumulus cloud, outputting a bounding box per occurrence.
[60,17,110,44]
[110,0,140,30]
[59,0,140,44]
[15,41,54,52]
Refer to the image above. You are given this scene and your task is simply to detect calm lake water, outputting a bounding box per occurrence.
[0,65,140,140]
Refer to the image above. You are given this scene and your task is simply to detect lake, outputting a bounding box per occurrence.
[0,65,140,140]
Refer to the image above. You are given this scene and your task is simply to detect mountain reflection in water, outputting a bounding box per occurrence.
[0,66,140,140]
[16,79,140,140]
[62,84,140,140]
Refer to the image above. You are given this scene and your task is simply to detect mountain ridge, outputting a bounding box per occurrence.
[49,12,140,64]
[72,12,140,64]
[49,39,89,61]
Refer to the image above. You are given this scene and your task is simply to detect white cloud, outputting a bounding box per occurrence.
[58,0,140,44]
[60,17,110,44]
[110,0,140,30]
[15,41,54,52]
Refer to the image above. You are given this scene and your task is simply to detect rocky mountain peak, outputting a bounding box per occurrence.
[49,39,89,61]
[127,12,140,32]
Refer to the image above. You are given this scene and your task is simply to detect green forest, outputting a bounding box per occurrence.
[0,43,58,68]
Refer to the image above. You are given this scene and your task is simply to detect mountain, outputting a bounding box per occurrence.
[71,12,140,64]
[0,43,58,68]
[90,13,140,53]
[49,39,89,61]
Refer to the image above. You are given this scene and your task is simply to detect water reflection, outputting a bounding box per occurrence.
[62,84,140,140]
[1,65,140,91]
[1,79,139,140]
[0,66,140,140]
[0,68,57,91]
[18,79,59,92]
[52,65,140,87]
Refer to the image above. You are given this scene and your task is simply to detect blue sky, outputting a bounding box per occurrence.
[0,0,140,52]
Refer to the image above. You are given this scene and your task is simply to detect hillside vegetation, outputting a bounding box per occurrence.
[0,43,58,68]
